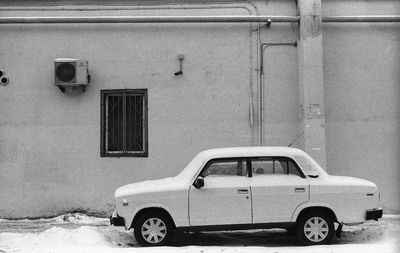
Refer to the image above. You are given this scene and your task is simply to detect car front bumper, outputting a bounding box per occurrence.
[110,210,125,226]
[366,208,383,221]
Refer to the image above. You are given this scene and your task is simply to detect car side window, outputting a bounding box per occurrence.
[287,160,302,177]
[201,159,247,177]
[252,158,302,177]
[252,159,285,175]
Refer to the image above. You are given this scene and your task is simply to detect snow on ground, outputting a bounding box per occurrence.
[0,213,399,253]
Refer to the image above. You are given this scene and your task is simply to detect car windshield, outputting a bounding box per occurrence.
[294,153,328,177]
[176,153,207,181]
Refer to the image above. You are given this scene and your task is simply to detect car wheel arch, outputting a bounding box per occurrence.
[295,206,338,224]
[130,207,176,230]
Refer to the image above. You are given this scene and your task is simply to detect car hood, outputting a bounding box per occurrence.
[114,176,187,198]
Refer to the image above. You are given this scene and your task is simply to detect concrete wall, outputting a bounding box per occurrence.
[0,0,398,217]
[0,1,297,218]
[322,0,400,213]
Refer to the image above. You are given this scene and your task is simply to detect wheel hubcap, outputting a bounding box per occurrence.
[141,218,167,244]
[304,217,329,242]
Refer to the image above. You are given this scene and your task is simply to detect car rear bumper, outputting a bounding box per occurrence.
[366,208,383,221]
[110,210,125,226]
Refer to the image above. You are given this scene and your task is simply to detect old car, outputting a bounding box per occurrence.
[110,147,382,246]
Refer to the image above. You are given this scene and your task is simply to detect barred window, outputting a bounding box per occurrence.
[101,89,148,157]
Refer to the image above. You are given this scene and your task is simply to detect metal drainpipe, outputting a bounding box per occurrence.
[322,15,400,23]
[1,15,400,24]
[259,42,297,146]
[0,15,299,24]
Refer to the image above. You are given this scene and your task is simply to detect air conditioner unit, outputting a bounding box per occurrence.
[54,58,90,92]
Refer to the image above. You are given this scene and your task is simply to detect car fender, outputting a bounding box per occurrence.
[124,203,178,230]
[290,202,339,222]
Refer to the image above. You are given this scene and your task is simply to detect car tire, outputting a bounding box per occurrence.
[296,211,334,245]
[134,211,173,247]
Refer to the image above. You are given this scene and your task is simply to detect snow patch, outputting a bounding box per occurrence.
[0,226,112,252]
[0,213,107,225]
[53,213,108,225]
[382,214,400,219]
[0,214,398,253]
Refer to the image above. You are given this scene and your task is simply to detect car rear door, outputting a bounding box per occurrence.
[189,158,252,226]
[249,157,310,223]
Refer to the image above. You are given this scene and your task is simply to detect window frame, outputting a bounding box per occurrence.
[192,156,306,186]
[100,89,148,157]
[249,156,306,178]
[198,158,251,178]
[195,156,306,180]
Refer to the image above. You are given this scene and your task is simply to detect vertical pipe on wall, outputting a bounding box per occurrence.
[259,42,297,146]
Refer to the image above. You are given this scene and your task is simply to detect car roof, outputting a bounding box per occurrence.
[196,146,307,160]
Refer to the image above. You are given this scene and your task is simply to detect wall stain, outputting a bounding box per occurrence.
[300,15,322,40]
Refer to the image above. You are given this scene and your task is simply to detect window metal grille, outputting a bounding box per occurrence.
[101,89,148,157]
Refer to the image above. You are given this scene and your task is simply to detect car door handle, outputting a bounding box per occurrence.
[294,187,306,192]
[237,189,249,194]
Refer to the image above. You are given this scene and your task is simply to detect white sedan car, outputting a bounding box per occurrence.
[110,147,382,246]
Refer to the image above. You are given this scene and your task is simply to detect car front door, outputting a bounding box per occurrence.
[189,158,252,226]
[250,157,310,223]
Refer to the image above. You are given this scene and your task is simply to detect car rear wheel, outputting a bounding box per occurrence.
[296,211,334,245]
[134,212,173,246]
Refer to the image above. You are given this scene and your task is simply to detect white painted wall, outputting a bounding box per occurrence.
[0,0,398,217]
[0,4,264,217]
[322,0,400,213]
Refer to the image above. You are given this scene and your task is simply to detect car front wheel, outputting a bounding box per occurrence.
[296,211,334,245]
[134,212,173,246]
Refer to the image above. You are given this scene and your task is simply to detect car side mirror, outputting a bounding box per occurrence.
[193,177,204,189]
